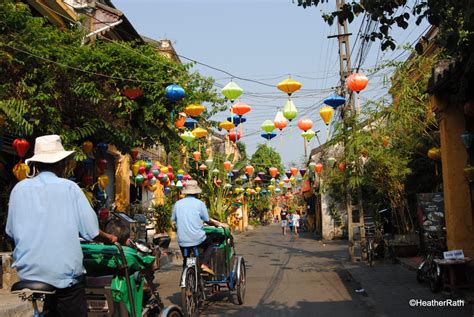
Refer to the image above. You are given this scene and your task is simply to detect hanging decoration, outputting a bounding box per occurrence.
[315,163,323,174]
[223,161,232,171]
[228,131,241,143]
[199,164,207,176]
[180,131,196,143]
[301,129,316,141]
[13,162,29,181]
[319,106,334,126]
[13,138,30,160]
[175,112,187,129]
[82,141,93,155]
[227,115,246,126]
[269,167,278,178]
[221,81,243,102]
[261,120,275,134]
[191,127,208,139]
[192,151,201,161]
[338,162,346,172]
[276,78,302,96]
[231,102,251,118]
[98,175,109,190]
[219,120,235,132]
[261,133,277,141]
[131,148,139,161]
[427,147,441,161]
[165,84,185,102]
[282,99,298,122]
[97,159,108,174]
[347,73,369,114]
[323,93,346,109]
[184,118,198,130]
[327,157,336,168]
[274,111,288,131]
[297,117,313,132]
[290,167,298,177]
[184,104,206,117]
[245,165,254,176]
[123,87,143,100]
[299,168,307,177]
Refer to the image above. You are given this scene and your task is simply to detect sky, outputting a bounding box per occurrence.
[112,0,429,167]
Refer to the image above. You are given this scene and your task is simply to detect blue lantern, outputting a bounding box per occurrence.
[324,93,346,109]
[164,187,171,195]
[261,132,277,141]
[227,115,247,126]
[97,142,108,155]
[97,190,107,204]
[165,84,185,102]
[177,173,183,181]
[184,117,198,129]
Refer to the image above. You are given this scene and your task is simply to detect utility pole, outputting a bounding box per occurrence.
[327,0,361,261]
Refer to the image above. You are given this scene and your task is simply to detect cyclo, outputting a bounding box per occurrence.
[11,241,182,317]
[180,226,246,317]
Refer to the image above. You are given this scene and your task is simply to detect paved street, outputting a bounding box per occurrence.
[157,224,472,317]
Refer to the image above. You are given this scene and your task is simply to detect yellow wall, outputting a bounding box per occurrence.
[436,96,474,258]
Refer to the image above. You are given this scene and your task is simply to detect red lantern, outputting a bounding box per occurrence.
[338,163,346,172]
[315,163,323,174]
[131,148,139,160]
[269,167,278,178]
[228,131,241,142]
[347,73,368,92]
[98,207,110,222]
[167,165,173,173]
[245,165,254,176]
[13,138,30,158]
[82,175,94,187]
[223,161,232,171]
[231,102,251,117]
[297,118,313,132]
[290,167,298,177]
[97,159,108,174]
[167,172,175,181]
[123,87,143,100]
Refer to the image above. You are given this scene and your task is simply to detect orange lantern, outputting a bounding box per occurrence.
[347,72,369,114]
[245,165,254,176]
[184,104,206,117]
[297,117,313,132]
[223,161,232,171]
[338,162,346,172]
[428,147,441,161]
[13,162,29,181]
[175,112,187,129]
[290,167,298,177]
[315,163,323,174]
[231,102,251,117]
[274,111,288,131]
[277,78,302,96]
[269,167,278,178]
[82,141,93,155]
[193,151,201,161]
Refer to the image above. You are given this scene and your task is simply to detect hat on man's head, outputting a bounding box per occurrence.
[25,135,75,165]
[182,180,202,195]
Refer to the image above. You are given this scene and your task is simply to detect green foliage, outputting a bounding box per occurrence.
[249,144,284,174]
[149,203,173,233]
[0,1,222,152]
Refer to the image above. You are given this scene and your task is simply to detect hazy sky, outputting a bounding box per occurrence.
[112,0,428,166]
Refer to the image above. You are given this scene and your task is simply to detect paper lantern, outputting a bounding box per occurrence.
[193,151,201,161]
[82,141,93,155]
[13,138,30,158]
[131,162,140,176]
[98,175,109,189]
[175,112,187,129]
[301,129,316,141]
[323,93,346,109]
[180,131,196,143]
[123,87,143,100]
[184,117,198,130]
[167,172,175,181]
[269,167,278,178]
[245,165,254,176]
[338,162,346,172]
[300,168,307,177]
[274,111,288,130]
[135,174,145,185]
[223,161,232,171]
[347,73,369,93]
[130,148,139,160]
[254,176,262,183]
[165,84,185,102]
[192,127,208,139]
[152,168,159,177]
[315,163,323,174]
[231,102,251,117]
[283,99,298,121]
[268,184,275,191]
[221,81,243,102]
[227,115,246,126]
[97,159,108,173]
[277,78,302,96]
[290,167,298,177]
[297,118,313,132]
[261,120,275,133]
[427,147,441,161]
[219,120,235,132]
[184,104,206,117]
[327,157,336,168]
[13,162,29,181]
[228,131,241,142]
[261,133,277,141]
[320,106,334,126]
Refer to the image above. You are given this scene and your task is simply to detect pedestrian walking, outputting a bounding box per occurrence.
[288,210,294,234]
[293,211,301,236]
[280,206,288,235]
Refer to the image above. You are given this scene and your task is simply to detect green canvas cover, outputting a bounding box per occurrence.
[82,244,155,316]
[203,227,234,262]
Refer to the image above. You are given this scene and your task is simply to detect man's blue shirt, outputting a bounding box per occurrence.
[171,196,209,247]
[6,172,99,289]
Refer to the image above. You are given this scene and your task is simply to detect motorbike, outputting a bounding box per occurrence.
[416,232,446,293]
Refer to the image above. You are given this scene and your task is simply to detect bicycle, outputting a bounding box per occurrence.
[363,217,376,267]
[416,232,446,293]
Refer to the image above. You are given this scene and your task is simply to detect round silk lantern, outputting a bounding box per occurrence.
[175,112,187,129]
[180,131,196,143]
[122,87,143,100]
[324,93,346,109]
[13,138,30,158]
[13,162,29,181]
[297,117,313,132]
[228,131,241,142]
[219,120,235,132]
[145,161,153,171]
[193,151,201,161]
[301,129,316,141]
[221,81,243,102]
[428,147,441,161]
[277,78,302,96]
[245,165,254,176]
[261,120,275,134]
[274,111,288,130]
[97,159,108,173]
[290,167,298,177]
[223,161,232,171]
[192,127,208,139]
[347,73,369,93]
[184,104,206,117]
[82,141,93,155]
[157,172,165,181]
[184,118,198,130]
[138,166,145,175]
[227,115,246,126]
[315,163,323,174]
[167,172,175,181]
[98,175,109,189]
[231,102,251,118]
[269,167,278,178]
[135,174,145,185]
[283,99,298,122]
[147,172,154,180]
[320,106,334,126]
[176,180,184,190]
[165,84,185,102]
[149,177,157,186]
[261,133,277,141]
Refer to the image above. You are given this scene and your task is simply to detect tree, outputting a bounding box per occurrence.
[249,144,284,176]
[0,1,223,155]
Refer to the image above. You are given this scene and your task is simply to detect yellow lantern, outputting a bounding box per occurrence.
[277,78,302,96]
[139,160,147,168]
[192,127,208,139]
[255,186,261,193]
[219,120,235,132]
[184,104,206,117]
[13,162,29,181]
[268,184,275,191]
[178,169,185,174]
[279,181,284,187]
[131,162,140,176]
[246,188,252,195]
[320,106,334,126]
[98,175,109,189]
[82,141,93,155]
[428,147,441,161]
[160,166,169,173]
[148,184,158,191]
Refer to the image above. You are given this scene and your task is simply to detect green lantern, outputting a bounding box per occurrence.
[260,120,275,134]
[301,129,316,141]
[180,131,196,143]
[221,81,243,102]
[283,99,298,121]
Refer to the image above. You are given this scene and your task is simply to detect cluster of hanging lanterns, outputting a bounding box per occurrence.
[12,138,30,181]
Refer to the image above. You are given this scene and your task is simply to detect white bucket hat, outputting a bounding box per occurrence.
[25,135,75,165]
[182,180,202,195]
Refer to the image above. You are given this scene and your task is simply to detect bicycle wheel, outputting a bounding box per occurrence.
[367,241,374,267]
[236,259,246,305]
[161,305,184,317]
[428,263,442,293]
[181,268,198,317]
